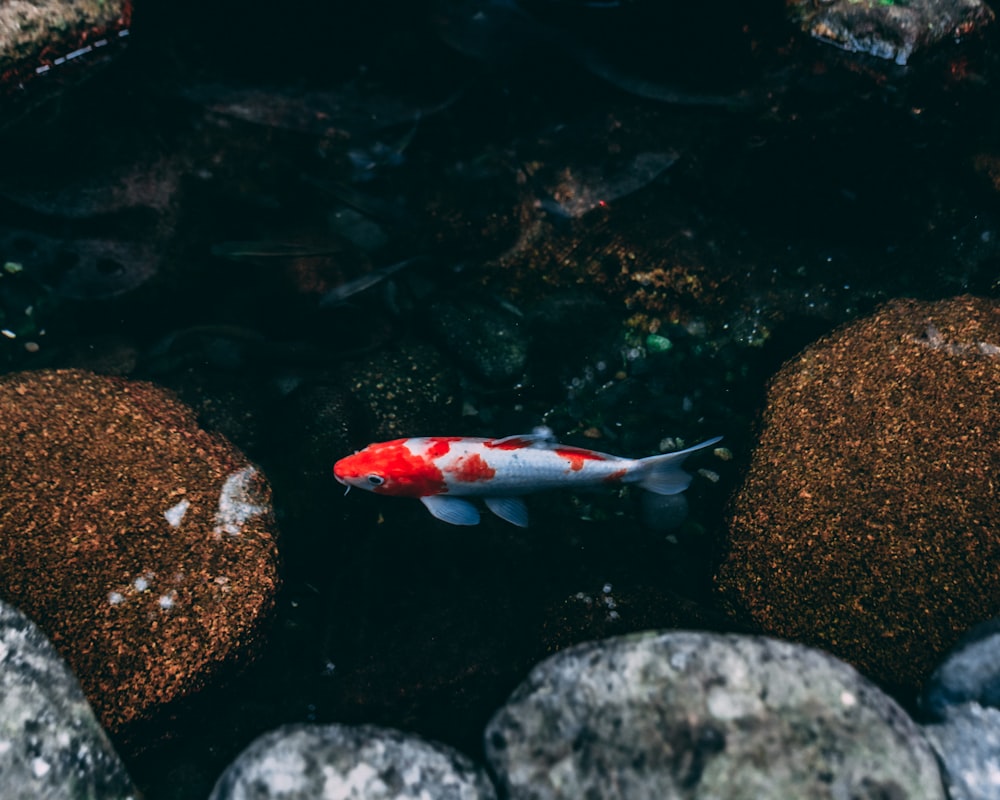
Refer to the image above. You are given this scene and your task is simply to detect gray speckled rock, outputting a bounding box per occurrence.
[485,631,945,800]
[919,618,1000,800]
[921,617,1000,720]
[209,723,497,800]
[923,703,1000,800]
[0,599,136,800]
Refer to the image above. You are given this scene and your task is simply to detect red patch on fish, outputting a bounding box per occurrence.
[554,447,607,471]
[446,453,496,483]
[336,439,446,497]
[425,436,464,459]
[603,468,629,484]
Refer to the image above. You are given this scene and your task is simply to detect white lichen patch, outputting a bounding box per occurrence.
[213,466,269,536]
[913,323,1000,358]
[163,497,190,528]
[108,568,167,607]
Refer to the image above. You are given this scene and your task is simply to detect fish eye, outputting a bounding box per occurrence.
[367,474,385,486]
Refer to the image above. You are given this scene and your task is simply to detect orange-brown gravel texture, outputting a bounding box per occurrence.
[718,296,1000,692]
[0,369,280,733]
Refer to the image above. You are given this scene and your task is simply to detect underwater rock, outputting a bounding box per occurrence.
[209,723,496,800]
[0,369,280,734]
[922,702,1000,800]
[919,617,1000,799]
[485,630,944,800]
[787,0,993,66]
[0,598,137,800]
[0,154,180,219]
[427,299,528,384]
[0,152,184,303]
[921,616,1000,720]
[719,296,1000,692]
[0,227,166,301]
[343,341,461,440]
[0,0,131,105]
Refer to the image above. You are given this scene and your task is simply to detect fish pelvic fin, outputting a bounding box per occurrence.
[421,495,481,526]
[629,436,722,495]
[485,496,529,527]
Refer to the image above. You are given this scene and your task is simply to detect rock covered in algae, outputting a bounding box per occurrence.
[718,296,1000,692]
[0,369,280,733]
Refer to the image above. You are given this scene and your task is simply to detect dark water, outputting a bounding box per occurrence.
[2,0,999,796]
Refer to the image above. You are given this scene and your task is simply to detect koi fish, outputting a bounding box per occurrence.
[333,427,721,527]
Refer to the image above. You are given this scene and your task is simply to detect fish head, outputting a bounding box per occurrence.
[333,451,388,493]
[333,438,447,498]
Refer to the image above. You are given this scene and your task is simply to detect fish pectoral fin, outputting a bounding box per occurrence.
[484,496,529,527]
[420,495,481,526]
[490,426,558,450]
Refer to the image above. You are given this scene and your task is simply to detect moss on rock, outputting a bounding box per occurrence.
[718,296,1000,692]
[0,369,280,733]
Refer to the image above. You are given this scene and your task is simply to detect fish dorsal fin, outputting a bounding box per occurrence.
[489,426,558,450]
[421,495,481,526]
[485,497,529,527]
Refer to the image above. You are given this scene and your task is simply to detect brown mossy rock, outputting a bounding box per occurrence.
[718,296,1000,692]
[0,369,280,733]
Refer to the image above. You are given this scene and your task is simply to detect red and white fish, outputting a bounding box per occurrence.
[333,427,721,527]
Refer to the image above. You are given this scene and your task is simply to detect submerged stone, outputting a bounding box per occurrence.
[210,723,497,800]
[787,0,993,65]
[923,703,1000,800]
[921,617,1000,720]
[0,599,137,800]
[427,299,528,385]
[719,296,1000,692]
[0,369,280,733]
[0,0,131,102]
[344,341,461,440]
[485,631,944,799]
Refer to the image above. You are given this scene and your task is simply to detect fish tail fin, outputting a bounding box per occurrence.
[630,436,722,495]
